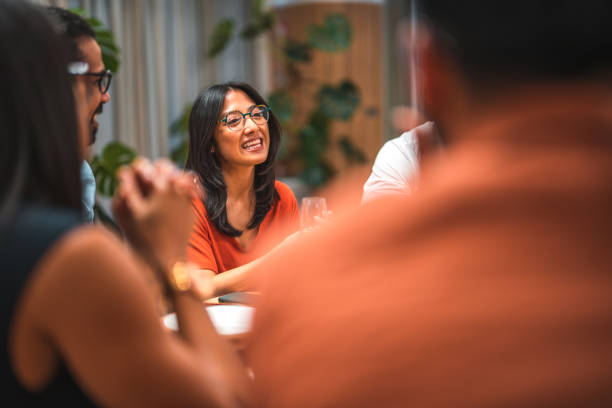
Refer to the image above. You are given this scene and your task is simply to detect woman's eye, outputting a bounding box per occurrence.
[228,118,241,126]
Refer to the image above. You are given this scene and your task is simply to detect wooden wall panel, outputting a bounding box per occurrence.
[273,2,383,176]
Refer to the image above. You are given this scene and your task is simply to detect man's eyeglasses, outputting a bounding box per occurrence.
[83,69,113,94]
[67,62,112,94]
[220,105,271,132]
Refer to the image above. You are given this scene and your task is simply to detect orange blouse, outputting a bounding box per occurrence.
[187,180,299,273]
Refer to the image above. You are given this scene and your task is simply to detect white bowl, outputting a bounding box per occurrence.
[163,305,254,336]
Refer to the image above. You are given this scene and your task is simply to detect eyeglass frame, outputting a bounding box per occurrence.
[219,105,271,132]
[82,69,113,94]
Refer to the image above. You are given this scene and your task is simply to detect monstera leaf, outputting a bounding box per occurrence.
[69,8,120,73]
[283,39,312,62]
[90,142,137,197]
[307,14,352,52]
[207,18,235,58]
[318,80,360,121]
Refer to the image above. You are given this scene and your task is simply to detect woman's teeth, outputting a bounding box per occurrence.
[242,138,262,151]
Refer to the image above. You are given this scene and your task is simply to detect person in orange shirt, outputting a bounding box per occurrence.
[246,1,612,407]
[185,82,299,299]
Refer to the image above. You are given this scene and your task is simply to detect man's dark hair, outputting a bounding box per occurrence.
[185,82,281,237]
[0,1,82,230]
[45,6,95,61]
[418,1,612,84]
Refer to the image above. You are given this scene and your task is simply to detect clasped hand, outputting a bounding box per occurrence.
[112,158,199,275]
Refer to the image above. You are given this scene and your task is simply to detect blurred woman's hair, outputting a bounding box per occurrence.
[185,82,281,237]
[0,1,81,231]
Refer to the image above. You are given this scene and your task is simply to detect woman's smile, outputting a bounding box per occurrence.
[241,137,264,152]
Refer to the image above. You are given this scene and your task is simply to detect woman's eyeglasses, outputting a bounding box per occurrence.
[67,61,113,94]
[220,105,271,132]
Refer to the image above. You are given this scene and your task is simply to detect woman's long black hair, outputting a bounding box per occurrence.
[186,82,281,237]
[185,82,281,237]
[0,1,82,231]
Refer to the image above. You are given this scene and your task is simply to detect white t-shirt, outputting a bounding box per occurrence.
[362,130,419,203]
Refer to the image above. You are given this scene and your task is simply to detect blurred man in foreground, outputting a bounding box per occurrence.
[247,1,612,406]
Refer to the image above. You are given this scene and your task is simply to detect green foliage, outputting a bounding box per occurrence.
[69,8,120,73]
[338,137,367,164]
[207,18,235,58]
[307,14,352,52]
[90,142,137,197]
[267,90,294,125]
[169,104,193,167]
[240,0,277,39]
[298,110,329,166]
[318,80,360,121]
[283,40,312,62]
[295,80,362,185]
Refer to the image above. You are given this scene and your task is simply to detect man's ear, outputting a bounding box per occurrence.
[409,25,462,132]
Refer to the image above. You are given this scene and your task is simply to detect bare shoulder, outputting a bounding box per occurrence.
[44,225,133,277]
[29,225,157,324]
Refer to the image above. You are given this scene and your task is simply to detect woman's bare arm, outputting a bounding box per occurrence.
[25,226,250,408]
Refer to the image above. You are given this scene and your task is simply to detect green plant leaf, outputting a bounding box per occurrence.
[307,14,352,52]
[69,8,86,17]
[90,142,137,196]
[318,80,360,120]
[297,110,329,166]
[207,18,235,58]
[283,39,312,62]
[169,104,193,167]
[267,90,293,124]
[338,137,367,164]
[240,12,276,39]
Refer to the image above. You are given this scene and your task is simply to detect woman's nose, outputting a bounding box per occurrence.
[243,115,258,132]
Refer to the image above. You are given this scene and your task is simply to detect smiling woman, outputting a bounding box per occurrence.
[185,82,300,299]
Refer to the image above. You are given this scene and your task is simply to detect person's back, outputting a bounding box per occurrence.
[249,95,612,406]
[247,1,612,406]
[0,205,94,405]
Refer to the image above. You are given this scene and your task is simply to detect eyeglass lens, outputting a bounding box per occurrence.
[225,105,269,131]
[99,72,112,93]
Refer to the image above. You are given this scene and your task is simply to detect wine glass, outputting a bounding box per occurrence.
[300,197,328,231]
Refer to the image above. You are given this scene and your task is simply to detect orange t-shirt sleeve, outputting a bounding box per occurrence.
[187,198,219,272]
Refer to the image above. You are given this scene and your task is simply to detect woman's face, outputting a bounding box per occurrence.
[213,90,270,170]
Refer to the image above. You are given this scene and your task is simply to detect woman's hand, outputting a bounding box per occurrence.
[112,158,199,272]
[190,269,217,301]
